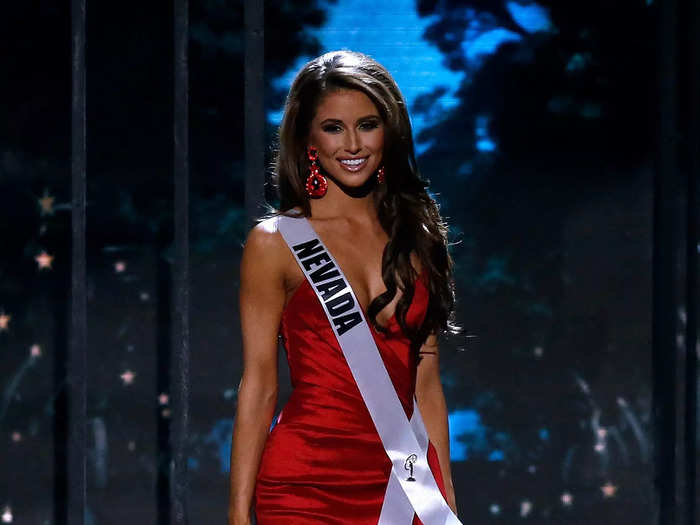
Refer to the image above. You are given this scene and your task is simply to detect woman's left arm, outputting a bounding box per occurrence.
[415,333,458,515]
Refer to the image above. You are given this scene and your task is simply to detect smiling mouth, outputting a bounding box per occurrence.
[338,157,368,172]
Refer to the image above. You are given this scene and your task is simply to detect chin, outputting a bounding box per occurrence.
[333,173,374,188]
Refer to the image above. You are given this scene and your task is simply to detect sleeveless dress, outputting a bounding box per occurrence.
[254,267,448,524]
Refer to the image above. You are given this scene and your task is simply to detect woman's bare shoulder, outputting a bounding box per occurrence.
[244,217,287,260]
[409,250,424,274]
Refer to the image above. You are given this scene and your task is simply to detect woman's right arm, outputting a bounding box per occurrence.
[228,222,288,525]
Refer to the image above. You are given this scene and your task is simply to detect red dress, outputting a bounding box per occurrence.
[254,268,448,524]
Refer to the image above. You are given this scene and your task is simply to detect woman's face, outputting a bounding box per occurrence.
[308,88,385,188]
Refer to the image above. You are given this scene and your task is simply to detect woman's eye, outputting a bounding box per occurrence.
[360,121,379,130]
[322,124,342,133]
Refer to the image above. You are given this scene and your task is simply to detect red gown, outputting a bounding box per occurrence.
[254,268,448,524]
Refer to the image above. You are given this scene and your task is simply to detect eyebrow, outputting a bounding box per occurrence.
[319,115,381,125]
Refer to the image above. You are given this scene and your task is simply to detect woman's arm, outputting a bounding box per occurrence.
[415,333,458,515]
[228,223,288,525]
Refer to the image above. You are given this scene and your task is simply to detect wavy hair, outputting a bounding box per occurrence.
[270,50,460,356]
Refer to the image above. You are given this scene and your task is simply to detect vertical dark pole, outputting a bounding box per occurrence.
[684,0,699,522]
[69,0,87,523]
[172,0,190,524]
[244,0,265,228]
[684,123,697,525]
[654,0,680,523]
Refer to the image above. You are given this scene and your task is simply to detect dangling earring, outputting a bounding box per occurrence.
[376,166,385,184]
[305,146,328,198]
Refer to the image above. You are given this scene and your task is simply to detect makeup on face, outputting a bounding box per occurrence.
[309,89,384,186]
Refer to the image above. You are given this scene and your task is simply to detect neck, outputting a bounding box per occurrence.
[309,180,379,223]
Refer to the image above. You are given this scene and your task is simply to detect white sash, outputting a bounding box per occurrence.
[277,215,462,525]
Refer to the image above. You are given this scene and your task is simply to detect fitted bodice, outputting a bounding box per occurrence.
[278,268,429,423]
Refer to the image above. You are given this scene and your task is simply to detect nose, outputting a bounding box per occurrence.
[344,129,361,154]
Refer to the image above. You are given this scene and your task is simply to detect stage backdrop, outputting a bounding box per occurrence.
[0,1,697,524]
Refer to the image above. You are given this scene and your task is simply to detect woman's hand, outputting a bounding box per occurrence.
[446,487,458,516]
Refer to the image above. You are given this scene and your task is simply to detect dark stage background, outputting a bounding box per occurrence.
[0,1,698,524]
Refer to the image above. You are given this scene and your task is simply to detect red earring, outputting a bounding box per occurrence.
[305,147,328,198]
[377,166,385,184]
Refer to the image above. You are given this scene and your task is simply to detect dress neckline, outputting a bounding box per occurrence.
[282,266,428,331]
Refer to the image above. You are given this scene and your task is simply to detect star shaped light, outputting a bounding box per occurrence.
[601,482,617,498]
[1,505,12,523]
[120,369,135,385]
[158,393,169,405]
[30,344,42,358]
[35,251,54,270]
[11,431,22,443]
[38,188,55,216]
[114,261,126,273]
[0,312,11,332]
[561,492,573,506]
[520,500,533,517]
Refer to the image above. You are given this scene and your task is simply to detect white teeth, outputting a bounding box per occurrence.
[340,158,366,166]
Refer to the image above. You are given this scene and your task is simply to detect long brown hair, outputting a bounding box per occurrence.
[270,50,460,356]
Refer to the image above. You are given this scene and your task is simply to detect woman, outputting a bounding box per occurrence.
[229,50,460,525]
